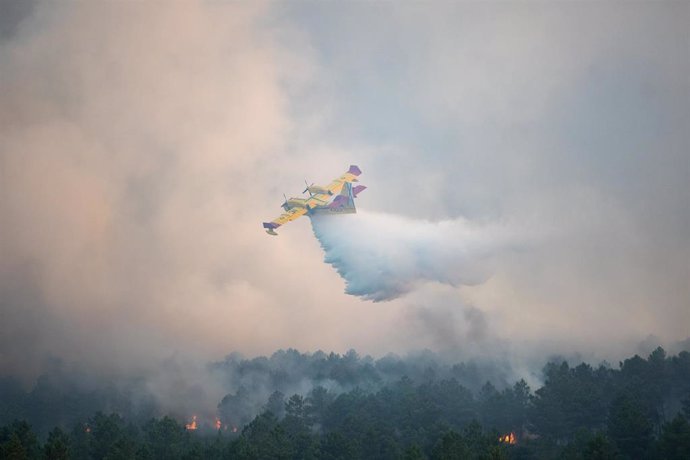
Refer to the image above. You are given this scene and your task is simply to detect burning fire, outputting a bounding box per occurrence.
[185,414,238,432]
[499,432,517,445]
[185,415,198,431]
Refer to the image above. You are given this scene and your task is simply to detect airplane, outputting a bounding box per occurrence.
[263,165,366,235]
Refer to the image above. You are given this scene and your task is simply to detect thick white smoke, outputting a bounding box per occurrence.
[310,211,514,301]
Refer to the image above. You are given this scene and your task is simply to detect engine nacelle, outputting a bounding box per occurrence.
[306,185,332,195]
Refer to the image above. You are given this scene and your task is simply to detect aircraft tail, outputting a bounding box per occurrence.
[352,185,366,197]
[336,183,366,198]
[337,183,352,198]
[325,182,358,212]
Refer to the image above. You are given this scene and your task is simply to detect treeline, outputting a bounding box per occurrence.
[212,348,516,430]
[1,347,690,459]
[0,348,520,436]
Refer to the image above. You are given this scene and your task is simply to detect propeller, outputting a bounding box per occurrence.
[303,180,314,196]
[281,193,288,208]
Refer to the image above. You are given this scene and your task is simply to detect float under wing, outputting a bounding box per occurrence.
[263,207,307,236]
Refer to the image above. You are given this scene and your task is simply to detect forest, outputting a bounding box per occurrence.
[1,346,689,459]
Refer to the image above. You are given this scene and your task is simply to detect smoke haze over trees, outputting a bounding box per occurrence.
[2,346,690,459]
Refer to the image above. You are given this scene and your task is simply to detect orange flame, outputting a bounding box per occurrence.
[499,432,516,445]
[185,415,198,431]
[215,418,222,430]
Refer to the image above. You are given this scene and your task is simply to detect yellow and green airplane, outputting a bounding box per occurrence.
[263,165,366,236]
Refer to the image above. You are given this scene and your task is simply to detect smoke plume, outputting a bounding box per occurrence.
[0,1,687,411]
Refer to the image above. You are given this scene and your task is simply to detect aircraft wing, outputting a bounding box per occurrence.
[323,165,362,195]
[304,194,331,208]
[262,207,307,235]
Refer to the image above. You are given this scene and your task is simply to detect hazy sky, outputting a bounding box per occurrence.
[1,1,688,381]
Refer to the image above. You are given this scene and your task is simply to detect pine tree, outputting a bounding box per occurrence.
[44,427,70,460]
